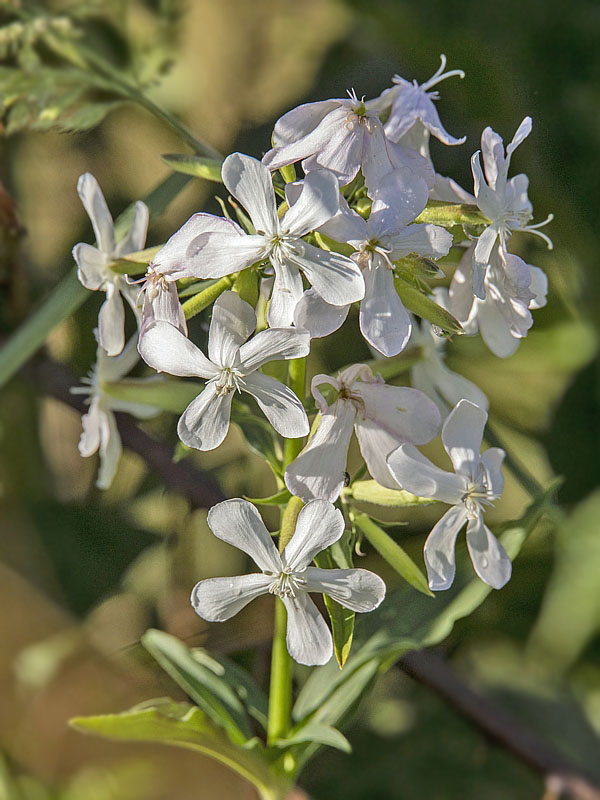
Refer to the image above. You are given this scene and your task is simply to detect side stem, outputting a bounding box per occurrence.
[284,357,307,467]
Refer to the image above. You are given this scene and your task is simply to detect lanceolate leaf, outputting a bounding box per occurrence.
[71,701,285,800]
[275,722,351,753]
[141,629,253,745]
[315,550,355,668]
[245,488,292,507]
[161,154,224,182]
[102,379,203,414]
[394,277,464,335]
[414,201,489,227]
[346,480,435,510]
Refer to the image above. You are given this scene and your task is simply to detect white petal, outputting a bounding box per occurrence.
[358,378,441,444]
[284,400,356,503]
[424,505,468,591]
[177,382,232,451]
[282,500,345,571]
[269,99,340,147]
[370,168,429,230]
[208,291,256,367]
[281,169,340,236]
[79,397,103,457]
[267,258,304,327]
[141,281,187,336]
[359,264,411,356]
[317,193,367,245]
[282,593,333,666]
[419,96,466,147]
[303,567,386,612]
[186,231,266,279]
[242,372,309,438]
[355,419,421,490]
[506,117,532,161]
[154,214,244,280]
[138,321,217,379]
[471,153,500,221]
[287,240,365,305]
[384,138,435,190]
[293,289,349,339]
[206,498,281,572]
[77,173,115,254]
[98,282,125,357]
[222,153,278,235]
[101,332,140,381]
[386,444,464,503]
[466,515,512,589]
[528,266,548,309]
[480,126,504,190]
[448,249,477,323]
[191,574,274,622]
[97,407,122,489]
[473,225,499,278]
[428,361,489,416]
[477,298,522,358]
[389,223,452,261]
[442,399,487,477]
[115,201,149,256]
[481,447,505,497]
[73,243,107,290]
[238,327,310,372]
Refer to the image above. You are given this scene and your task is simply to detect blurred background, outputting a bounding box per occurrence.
[1,0,599,797]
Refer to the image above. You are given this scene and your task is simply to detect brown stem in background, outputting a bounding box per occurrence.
[30,357,226,509]
[399,650,600,800]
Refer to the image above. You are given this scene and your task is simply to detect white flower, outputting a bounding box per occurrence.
[471,117,553,297]
[409,288,489,417]
[191,498,386,666]
[262,91,434,196]
[180,153,365,327]
[285,363,441,503]
[138,213,240,340]
[449,244,548,358]
[368,55,466,153]
[72,173,149,356]
[294,169,452,356]
[387,399,511,591]
[138,291,310,450]
[71,332,159,489]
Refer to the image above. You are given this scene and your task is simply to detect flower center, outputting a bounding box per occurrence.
[213,367,244,397]
[460,468,495,518]
[357,239,393,271]
[268,570,306,598]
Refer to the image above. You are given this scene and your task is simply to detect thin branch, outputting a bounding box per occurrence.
[31,358,226,509]
[399,650,600,800]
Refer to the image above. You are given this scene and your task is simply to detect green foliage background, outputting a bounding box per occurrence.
[0,0,598,798]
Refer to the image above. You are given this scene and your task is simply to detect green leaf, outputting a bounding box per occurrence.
[275,723,351,753]
[233,269,260,308]
[315,551,355,668]
[71,701,284,800]
[353,513,433,597]
[279,164,296,184]
[190,648,269,731]
[414,201,489,227]
[245,488,292,507]
[141,629,253,745]
[394,278,464,335]
[102,379,202,414]
[346,480,436,510]
[161,153,224,182]
[313,231,354,257]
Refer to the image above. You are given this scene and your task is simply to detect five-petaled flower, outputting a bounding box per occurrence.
[138,291,310,450]
[285,363,441,503]
[176,153,365,327]
[71,331,159,489]
[262,90,434,196]
[368,54,466,154]
[470,117,553,297]
[294,169,452,355]
[191,498,386,665]
[73,173,149,356]
[387,399,511,591]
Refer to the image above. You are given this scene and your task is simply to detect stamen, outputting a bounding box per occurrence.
[421,54,465,92]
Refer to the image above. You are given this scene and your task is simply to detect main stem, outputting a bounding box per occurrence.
[267,355,307,749]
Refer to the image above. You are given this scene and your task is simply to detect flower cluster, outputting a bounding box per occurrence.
[70,56,552,665]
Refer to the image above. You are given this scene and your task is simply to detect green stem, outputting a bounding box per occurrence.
[284,357,307,466]
[266,496,304,748]
[79,49,222,159]
[0,270,88,388]
[182,275,237,320]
